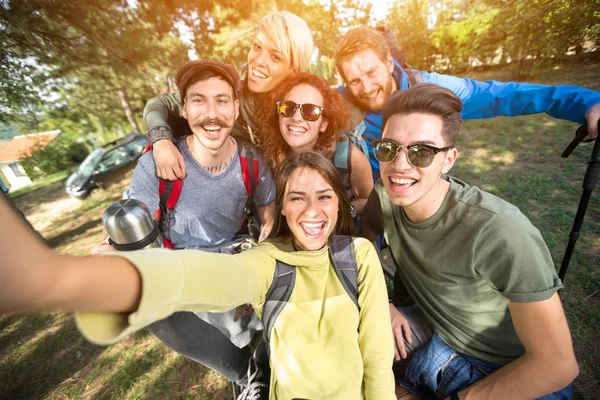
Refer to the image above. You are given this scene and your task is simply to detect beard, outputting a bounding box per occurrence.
[354,74,395,111]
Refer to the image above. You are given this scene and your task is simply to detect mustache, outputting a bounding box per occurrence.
[192,117,233,129]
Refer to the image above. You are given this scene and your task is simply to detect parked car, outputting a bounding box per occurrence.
[65,133,148,198]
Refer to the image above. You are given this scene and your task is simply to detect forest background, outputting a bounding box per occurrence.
[1,0,598,141]
[0,1,599,399]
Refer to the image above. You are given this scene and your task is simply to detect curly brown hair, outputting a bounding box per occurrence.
[256,72,349,169]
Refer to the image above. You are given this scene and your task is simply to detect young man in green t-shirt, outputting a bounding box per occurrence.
[362,84,578,399]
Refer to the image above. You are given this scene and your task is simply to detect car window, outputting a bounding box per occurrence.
[96,148,130,172]
[79,149,105,175]
[124,136,147,157]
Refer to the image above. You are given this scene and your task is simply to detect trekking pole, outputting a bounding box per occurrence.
[559,122,600,281]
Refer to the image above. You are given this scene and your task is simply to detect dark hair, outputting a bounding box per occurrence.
[257,72,348,169]
[271,152,354,239]
[180,69,235,102]
[381,84,463,146]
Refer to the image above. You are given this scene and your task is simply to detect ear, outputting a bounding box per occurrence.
[281,206,286,217]
[319,116,329,133]
[441,147,458,174]
[386,52,394,74]
[234,98,240,121]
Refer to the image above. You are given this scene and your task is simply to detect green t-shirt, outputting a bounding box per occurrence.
[364,176,562,365]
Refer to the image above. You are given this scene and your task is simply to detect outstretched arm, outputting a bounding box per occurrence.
[423,71,600,138]
[456,293,578,399]
[0,194,141,314]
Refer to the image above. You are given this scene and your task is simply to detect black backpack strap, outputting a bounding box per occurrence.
[329,235,360,310]
[262,260,296,355]
[158,179,174,238]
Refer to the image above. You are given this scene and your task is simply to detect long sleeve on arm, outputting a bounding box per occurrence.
[143,91,184,132]
[423,71,600,124]
[354,238,396,399]
[75,246,276,345]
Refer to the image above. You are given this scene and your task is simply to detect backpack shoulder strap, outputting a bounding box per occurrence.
[238,139,259,198]
[334,135,350,170]
[157,179,182,249]
[329,235,360,310]
[262,260,296,355]
[405,68,423,87]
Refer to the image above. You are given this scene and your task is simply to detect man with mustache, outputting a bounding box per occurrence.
[335,26,600,176]
[94,60,275,399]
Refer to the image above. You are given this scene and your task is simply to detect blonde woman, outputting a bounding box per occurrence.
[145,11,315,180]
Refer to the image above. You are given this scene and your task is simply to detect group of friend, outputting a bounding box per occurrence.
[2,10,600,400]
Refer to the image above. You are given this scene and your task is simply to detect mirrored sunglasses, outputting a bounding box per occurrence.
[276,101,324,122]
[373,139,452,168]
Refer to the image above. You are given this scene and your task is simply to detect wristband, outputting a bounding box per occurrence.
[148,126,174,146]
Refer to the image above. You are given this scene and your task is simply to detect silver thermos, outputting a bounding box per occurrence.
[102,199,163,251]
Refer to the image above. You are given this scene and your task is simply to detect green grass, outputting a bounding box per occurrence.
[1,61,599,399]
[8,166,77,199]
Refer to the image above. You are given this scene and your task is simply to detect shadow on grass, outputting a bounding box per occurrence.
[46,217,103,247]
[0,313,104,399]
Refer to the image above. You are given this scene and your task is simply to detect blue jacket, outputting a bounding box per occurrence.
[346,58,600,175]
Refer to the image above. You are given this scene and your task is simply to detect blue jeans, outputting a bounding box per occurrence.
[400,333,572,400]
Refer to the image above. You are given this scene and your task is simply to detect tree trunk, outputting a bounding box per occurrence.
[117,87,141,133]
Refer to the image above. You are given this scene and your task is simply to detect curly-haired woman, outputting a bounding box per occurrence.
[258,72,373,216]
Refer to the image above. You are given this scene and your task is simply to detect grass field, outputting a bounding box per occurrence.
[1,62,599,399]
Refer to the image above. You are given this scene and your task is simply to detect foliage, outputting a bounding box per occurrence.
[19,134,90,179]
[384,0,600,75]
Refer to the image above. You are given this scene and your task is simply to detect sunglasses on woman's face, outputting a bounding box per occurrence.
[372,139,453,168]
[276,101,324,122]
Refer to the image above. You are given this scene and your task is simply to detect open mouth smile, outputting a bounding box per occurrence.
[300,221,326,238]
[389,176,418,190]
[251,68,268,80]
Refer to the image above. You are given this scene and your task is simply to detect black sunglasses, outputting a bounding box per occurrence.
[373,139,452,168]
[276,101,324,122]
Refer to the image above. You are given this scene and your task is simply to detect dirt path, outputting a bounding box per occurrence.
[14,181,83,232]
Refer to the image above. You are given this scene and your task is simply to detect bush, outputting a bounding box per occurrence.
[20,135,90,180]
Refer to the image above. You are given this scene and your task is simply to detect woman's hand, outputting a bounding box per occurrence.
[153,140,186,180]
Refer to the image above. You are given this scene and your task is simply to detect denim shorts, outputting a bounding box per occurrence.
[400,333,572,400]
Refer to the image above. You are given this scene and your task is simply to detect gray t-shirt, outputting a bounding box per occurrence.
[125,137,275,347]
[364,176,562,365]
[126,137,275,248]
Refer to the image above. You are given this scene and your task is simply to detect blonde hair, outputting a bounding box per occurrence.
[256,11,314,72]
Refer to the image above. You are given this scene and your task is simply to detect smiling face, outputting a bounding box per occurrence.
[247,32,294,94]
[281,167,339,251]
[380,113,458,222]
[278,83,329,153]
[182,77,239,153]
[341,49,396,111]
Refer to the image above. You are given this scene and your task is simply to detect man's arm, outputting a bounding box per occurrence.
[143,92,187,179]
[423,71,600,138]
[457,292,578,399]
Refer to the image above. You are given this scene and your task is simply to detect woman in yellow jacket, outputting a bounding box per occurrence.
[0,152,395,400]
